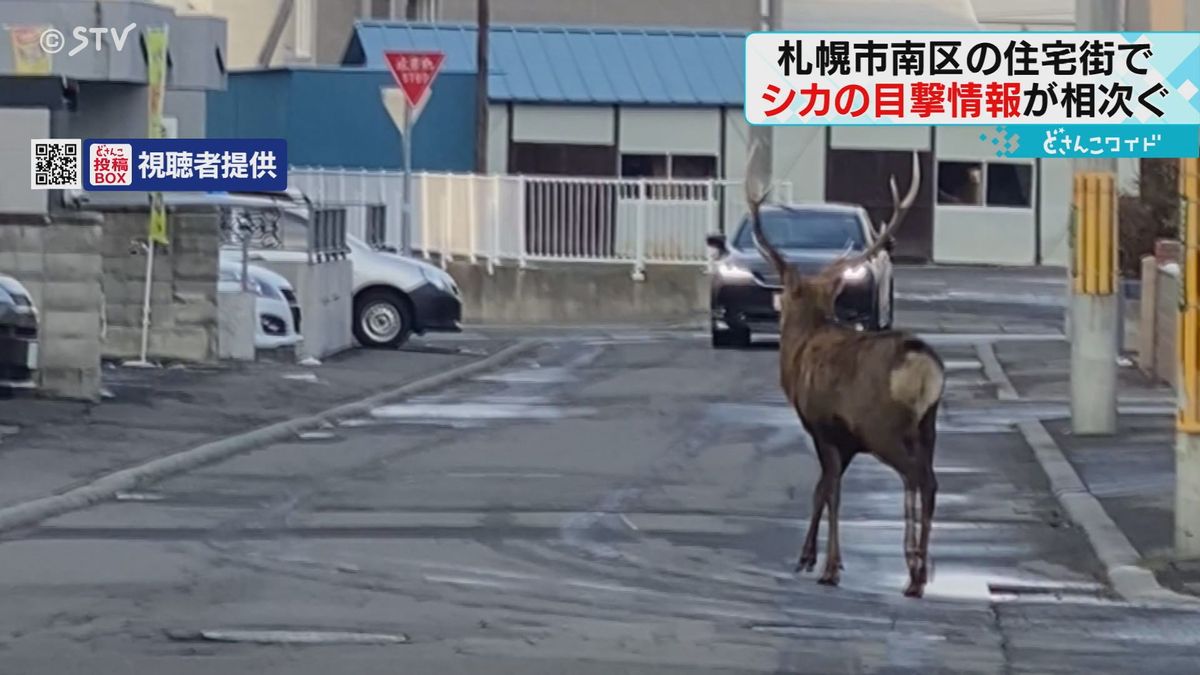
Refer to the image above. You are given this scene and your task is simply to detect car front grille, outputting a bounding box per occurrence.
[0,364,33,382]
[0,324,37,339]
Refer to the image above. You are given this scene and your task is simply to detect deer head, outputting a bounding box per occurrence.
[746,146,920,321]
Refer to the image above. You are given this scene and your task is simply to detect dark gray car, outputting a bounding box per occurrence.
[705,203,895,348]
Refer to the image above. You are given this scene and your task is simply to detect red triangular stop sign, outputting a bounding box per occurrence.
[383,51,446,107]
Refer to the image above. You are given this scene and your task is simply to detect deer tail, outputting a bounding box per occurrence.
[889,346,945,419]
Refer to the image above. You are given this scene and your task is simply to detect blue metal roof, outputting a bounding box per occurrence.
[344,21,746,106]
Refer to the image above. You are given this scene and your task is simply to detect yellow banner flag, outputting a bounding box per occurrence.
[149,193,168,247]
[146,26,169,245]
[146,26,168,139]
[9,25,52,75]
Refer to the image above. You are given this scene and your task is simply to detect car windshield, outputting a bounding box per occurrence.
[733,209,866,251]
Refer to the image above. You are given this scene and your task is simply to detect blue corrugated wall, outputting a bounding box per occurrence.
[207,67,475,171]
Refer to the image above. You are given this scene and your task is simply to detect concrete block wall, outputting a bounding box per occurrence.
[1139,257,1181,389]
[446,261,708,325]
[1154,265,1180,388]
[217,291,256,361]
[98,208,221,363]
[0,213,104,400]
[259,259,354,359]
[1138,256,1159,376]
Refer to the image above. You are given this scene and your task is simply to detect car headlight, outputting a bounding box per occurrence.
[422,267,456,294]
[716,261,755,282]
[841,264,870,281]
[250,278,283,300]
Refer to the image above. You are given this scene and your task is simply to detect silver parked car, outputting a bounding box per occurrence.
[216,191,463,349]
[66,188,463,349]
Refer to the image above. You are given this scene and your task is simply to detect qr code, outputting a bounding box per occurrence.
[30,138,82,190]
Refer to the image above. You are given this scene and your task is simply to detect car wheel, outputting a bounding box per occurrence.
[711,324,750,349]
[354,289,413,349]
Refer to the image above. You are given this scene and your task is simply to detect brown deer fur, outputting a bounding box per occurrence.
[748,151,945,597]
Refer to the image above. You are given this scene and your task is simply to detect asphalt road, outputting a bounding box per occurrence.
[3,285,1200,672]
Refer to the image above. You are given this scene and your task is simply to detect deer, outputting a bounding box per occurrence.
[746,148,945,598]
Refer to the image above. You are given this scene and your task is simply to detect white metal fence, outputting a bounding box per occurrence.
[290,167,793,277]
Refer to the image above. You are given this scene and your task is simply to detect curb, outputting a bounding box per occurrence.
[974,335,1199,605]
[0,339,542,535]
[974,342,1019,401]
[1016,420,1199,606]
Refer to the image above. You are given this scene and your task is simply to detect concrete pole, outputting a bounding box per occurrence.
[1069,0,1121,435]
[746,0,780,194]
[1070,173,1120,434]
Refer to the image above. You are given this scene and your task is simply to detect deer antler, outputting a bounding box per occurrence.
[875,151,922,255]
[745,141,787,278]
[820,151,920,280]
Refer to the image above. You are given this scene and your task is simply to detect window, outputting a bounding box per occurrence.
[366,0,438,20]
[619,153,717,200]
[733,209,866,251]
[671,154,717,179]
[618,153,716,179]
[620,154,667,178]
[937,160,1033,209]
[937,161,983,205]
[509,142,617,177]
[409,0,440,20]
[986,162,1033,207]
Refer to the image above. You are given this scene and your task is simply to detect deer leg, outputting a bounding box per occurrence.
[916,468,938,588]
[797,439,835,573]
[913,404,940,592]
[900,430,928,597]
[902,478,917,576]
[818,452,844,586]
[796,475,826,573]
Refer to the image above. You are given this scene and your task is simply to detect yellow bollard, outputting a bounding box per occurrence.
[1072,172,1117,296]
[1179,158,1200,433]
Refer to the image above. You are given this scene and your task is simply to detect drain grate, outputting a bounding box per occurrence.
[987,581,1108,600]
[166,629,408,645]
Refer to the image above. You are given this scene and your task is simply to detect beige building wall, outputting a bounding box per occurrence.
[1126,0,1187,30]
[155,0,349,68]
[436,0,758,28]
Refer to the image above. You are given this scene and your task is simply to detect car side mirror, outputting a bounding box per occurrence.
[706,233,728,256]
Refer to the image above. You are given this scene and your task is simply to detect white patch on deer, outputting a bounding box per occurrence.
[889,352,945,418]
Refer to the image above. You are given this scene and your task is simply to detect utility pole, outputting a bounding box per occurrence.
[257,0,295,67]
[1174,0,1200,557]
[1069,0,1121,435]
[474,0,490,174]
[1178,158,1200,554]
[746,0,780,195]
